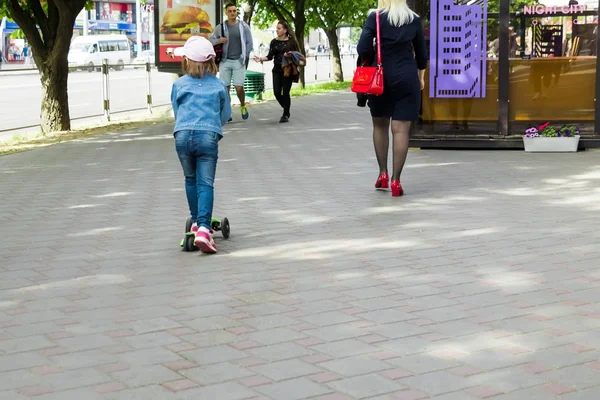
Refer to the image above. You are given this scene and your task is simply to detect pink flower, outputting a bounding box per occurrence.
[538,122,550,131]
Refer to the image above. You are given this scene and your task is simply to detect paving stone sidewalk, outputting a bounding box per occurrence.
[1,91,600,399]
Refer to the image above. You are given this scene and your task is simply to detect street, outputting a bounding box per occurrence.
[0,55,357,133]
[1,91,600,399]
[0,68,173,133]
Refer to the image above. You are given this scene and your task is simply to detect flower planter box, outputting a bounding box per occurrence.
[523,136,580,153]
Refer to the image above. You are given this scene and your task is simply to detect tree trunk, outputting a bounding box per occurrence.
[294,0,307,88]
[325,28,343,82]
[38,53,71,133]
[243,0,257,25]
[295,29,306,88]
[6,1,78,134]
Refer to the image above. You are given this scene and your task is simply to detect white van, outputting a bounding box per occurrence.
[68,35,131,72]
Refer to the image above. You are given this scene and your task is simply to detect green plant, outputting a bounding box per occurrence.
[525,122,581,138]
[558,124,580,137]
[540,125,558,137]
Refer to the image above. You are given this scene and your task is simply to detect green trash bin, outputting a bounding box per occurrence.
[229,70,265,100]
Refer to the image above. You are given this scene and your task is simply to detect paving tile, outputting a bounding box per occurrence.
[238,375,272,387]
[0,391,30,400]
[32,388,107,400]
[400,371,476,396]
[161,379,200,392]
[117,347,182,366]
[328,373,406,398]
[112,365,182,388]
[250,359,322,381]
[466,369,547,393]
[245,327,307,345]
[119,332,181,349]
[387,353,461,374]
[247,343,313,362]
[175,382,258,400]
[311,339,380,358]
[102,385,180,400]
[94,382,128,394]
[163,360,197,372]
[182,362,254,385]
[0,336,56,354]
[309,371,344,383]
[179,345,248,366]
[318,354,392,377]
[0,352,50,372]
[255,377,332,399]
[299,311,360,327]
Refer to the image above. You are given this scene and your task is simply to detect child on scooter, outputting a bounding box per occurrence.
[171,36,231,254]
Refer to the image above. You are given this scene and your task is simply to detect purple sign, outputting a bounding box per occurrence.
[429,0,488,98]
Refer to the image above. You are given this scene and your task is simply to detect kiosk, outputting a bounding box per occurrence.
[411,0,600,148]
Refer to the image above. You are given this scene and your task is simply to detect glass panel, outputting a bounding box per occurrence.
[509,11,596,133]
[418,0,499,135]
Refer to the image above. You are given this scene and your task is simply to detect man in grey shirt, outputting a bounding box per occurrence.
[210,3,253,121]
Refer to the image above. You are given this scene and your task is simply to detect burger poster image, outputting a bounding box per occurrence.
[156,0,217,64]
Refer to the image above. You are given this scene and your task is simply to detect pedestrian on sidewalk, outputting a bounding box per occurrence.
[253,20,300,123]
[171,36,232,254]
[210,2,254,122]
[357,0,428,196]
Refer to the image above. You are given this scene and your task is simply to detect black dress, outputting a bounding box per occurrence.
[357,11,428,121]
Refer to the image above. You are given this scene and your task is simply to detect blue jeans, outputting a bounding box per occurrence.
[175,130,219,229]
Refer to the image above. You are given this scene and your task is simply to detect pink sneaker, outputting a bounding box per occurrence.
[191,223,214,235]
[194,227,217,254]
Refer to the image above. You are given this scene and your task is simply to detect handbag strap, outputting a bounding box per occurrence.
[376,10,381,67]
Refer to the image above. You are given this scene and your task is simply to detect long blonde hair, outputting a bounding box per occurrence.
[379,0,418,27]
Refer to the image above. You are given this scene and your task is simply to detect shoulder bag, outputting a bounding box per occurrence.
[351,10,384,96]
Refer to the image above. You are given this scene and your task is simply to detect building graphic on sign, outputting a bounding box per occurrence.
[429,0,487,98]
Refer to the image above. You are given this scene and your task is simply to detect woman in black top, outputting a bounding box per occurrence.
[357,0,428,196]
[254,20,299,123]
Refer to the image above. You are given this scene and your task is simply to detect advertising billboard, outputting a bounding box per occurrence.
[97,2,134,23]
[154,0,221,71]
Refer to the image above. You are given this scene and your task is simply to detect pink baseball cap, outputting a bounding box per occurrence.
[173,36,215,62]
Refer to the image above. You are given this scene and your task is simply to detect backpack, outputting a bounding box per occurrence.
[214,24,225,65]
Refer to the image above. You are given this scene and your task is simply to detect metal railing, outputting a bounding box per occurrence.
[0,53,358,134]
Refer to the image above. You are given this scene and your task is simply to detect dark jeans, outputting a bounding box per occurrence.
[174,130,219,230]
[272,69,293,117]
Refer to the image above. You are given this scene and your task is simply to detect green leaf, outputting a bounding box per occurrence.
[305,0,376,31]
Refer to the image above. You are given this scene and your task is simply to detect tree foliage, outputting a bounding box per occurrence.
[247,0,374,83]
[0,0,92,133]
[249,0,308,86]
[305,0,375,81]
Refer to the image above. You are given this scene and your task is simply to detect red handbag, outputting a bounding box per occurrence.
[351,10,383,96]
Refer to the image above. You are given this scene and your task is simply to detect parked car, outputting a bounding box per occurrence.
[133,50,155,69]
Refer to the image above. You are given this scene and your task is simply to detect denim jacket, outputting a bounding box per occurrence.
[171,74,232,136]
